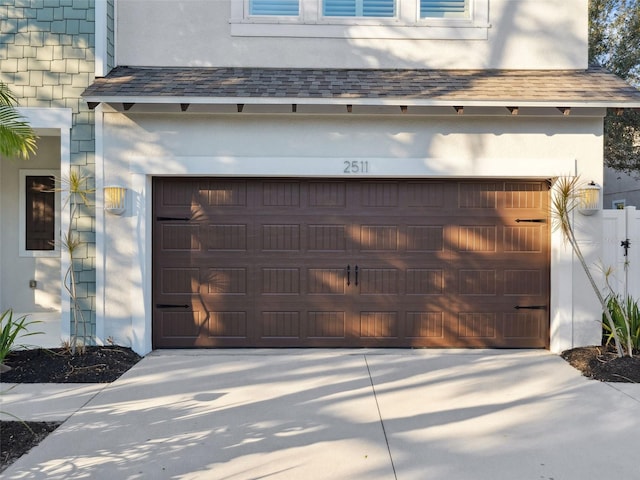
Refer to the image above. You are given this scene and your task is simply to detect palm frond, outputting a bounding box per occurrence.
[0,81,19,107]
[0,103,38,160]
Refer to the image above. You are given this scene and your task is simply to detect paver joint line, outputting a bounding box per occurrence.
[604,382,640,404]
[364,354,398,480]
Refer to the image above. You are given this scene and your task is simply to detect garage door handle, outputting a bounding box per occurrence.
[355,265,359,286]
[347,265,351,286]
[514,305,546,310]
[156,303,190,309]
[515,219,545,223]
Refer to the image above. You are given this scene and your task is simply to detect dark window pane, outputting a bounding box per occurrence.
[26,175,55,251]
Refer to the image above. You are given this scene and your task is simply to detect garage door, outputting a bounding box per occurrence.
[152,178,550,348]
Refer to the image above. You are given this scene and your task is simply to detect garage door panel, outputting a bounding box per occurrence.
[406,312,445,338]
[458,269,497,296]
[153,178,550,348]
[458,182,499,209]
[503,225,544,252]
[261,224,301,251]
[308,224,348,251]
[207,224,248,251]
[160,224,202,251]
[261,311,301,338]
[207,180,248,206]
[160,268,200,295]
[406,225,445,251]
[360,182,399,207]
[457,226,497,252]
[157,310,204,338]
[359,225,399,251]
[208,312,249,338]
[359,312,399,338]
[405,181,446,207]
[358,268,399,295]
[458,312,497,338]
[308,181,347,207]
[503,269,543,296]
[262,181,301,207]
[261,268,301,295]
[503,311,544,339]
[406,269,444,295]
[206,268,248,295]
[307,311,347,338]
[504,182,545,209]
[308,268,347,294]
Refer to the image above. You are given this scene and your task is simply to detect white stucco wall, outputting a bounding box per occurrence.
[115,0,588,69]
[0,108,72,348]
[0,136,64,347]
[0,136,61,313]
[96,109,605,354]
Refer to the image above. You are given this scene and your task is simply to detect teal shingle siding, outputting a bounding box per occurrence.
[0,0,97,341]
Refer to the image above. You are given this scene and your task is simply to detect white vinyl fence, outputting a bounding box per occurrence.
[602,206,640,300]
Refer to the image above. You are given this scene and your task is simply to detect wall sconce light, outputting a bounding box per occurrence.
[104,185,127,215]
[578,181,601,216]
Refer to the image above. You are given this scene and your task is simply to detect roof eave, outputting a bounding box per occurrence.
[83,96,640,110]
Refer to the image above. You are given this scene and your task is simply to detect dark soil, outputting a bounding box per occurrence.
[1,345,638,473]
[0,421,61,473]
[561,345,640,383]
[0,346,142,473]
[1,346,142,383]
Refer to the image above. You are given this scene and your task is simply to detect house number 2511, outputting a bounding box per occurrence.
[343,161,369,174]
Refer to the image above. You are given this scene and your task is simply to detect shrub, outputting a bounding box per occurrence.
[603,295,640,356]
[0,309,40,368]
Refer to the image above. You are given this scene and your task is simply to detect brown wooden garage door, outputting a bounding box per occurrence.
[152,178,550,348]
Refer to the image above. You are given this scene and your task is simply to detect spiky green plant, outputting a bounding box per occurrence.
[0,309,41,369]
[604,295,640,356]
[551,176,624,357]
[0,81,37,160]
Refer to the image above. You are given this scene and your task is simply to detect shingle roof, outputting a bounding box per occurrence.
[82,66,640,108]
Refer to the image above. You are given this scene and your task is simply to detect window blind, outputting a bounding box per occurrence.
[250,0,299,16]
[324,0,395,17]
[420,0,467,18]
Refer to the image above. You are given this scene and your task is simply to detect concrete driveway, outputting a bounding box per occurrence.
[2,349,640,479]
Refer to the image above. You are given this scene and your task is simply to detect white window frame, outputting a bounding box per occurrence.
[19,169,61,258]
[230,0,489,39]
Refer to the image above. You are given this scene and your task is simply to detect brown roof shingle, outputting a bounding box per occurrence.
[82,66,640,107]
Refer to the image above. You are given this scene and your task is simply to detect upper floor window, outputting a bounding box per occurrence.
[232,0,488,39]
[323,0,395,17]
[250,0,299,16]
[421,0,466,18]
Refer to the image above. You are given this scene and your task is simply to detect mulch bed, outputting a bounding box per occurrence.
[0,421,61,472]
[561,345,640,383]
[0,345,638,473]
[0,346,141,473]
[1,346,142,383]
